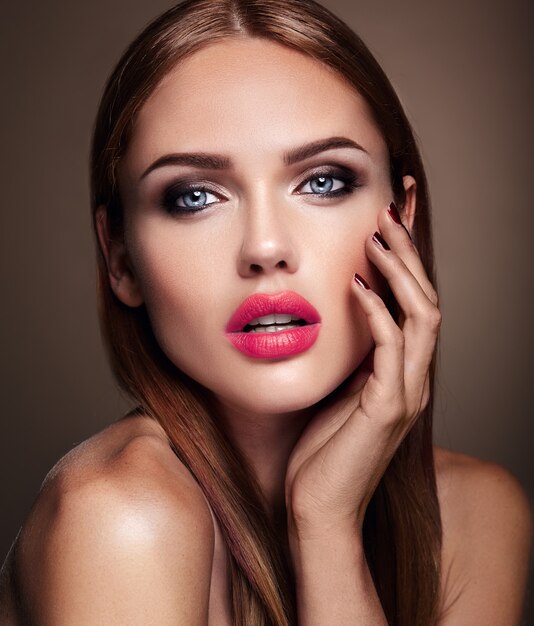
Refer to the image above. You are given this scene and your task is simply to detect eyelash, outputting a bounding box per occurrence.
[161,183,222,215]
[160,166,361,216]
[295,167,360,199]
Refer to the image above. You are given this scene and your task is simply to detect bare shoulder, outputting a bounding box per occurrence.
[6,414,214,625]
[435,446,532,542]
[434,446,532,625]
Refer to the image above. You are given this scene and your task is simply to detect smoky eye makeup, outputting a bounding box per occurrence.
[156,161,365,217]
[294,164,364,200]
[159,178,227,215]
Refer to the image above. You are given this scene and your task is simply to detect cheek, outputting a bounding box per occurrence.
[126,226,214,358]
[128,214,214,298]
[324,211,383,292]
[315,224,375,360]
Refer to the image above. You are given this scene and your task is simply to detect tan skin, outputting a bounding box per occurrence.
[0,38,531,624]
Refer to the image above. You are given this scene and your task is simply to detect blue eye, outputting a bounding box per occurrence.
[177,189,219,209]
[162,184,221,215]
[297,169,359,198]
[301,175,344,194]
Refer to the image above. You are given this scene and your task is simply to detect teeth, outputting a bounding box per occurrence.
[243,313,307,333]
[249,324,302,333]
[248,314,300,326]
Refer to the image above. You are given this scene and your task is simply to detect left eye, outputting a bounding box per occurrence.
[299,175,345,194]
[295,168,360,198]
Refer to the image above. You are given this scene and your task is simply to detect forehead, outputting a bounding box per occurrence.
[125,37,387,169]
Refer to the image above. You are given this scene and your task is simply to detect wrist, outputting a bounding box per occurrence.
[287,501,362,542]
[286,507,386,625]
[288,515,364,563]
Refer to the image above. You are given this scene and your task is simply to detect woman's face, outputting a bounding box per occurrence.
[116,38,396,417]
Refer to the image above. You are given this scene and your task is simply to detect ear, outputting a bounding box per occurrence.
[401,175,417,234]
[95,206,144,308]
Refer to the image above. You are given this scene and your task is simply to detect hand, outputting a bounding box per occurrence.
[285,202,441,539]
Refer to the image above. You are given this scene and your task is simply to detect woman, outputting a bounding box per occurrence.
[0,0,531,623]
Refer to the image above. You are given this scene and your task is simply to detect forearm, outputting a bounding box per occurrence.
[289,525,388,625]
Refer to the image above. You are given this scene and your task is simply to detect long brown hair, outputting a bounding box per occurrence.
[90,0,442,623]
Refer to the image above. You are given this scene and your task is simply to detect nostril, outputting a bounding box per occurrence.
[249,260,287,273]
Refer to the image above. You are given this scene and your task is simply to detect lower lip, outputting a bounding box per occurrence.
[225,324,321,359]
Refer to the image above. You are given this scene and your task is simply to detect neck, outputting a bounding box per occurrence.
[207,395,313,521]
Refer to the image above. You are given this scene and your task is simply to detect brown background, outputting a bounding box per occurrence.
[1,0,532,618]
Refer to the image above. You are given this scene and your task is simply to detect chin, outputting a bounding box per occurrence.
[207,359,358,419]
[238,387,326,416]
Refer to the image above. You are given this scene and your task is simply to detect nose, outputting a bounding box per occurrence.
[236,195,299,278]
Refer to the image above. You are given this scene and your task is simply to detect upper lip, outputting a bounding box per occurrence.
[225,290,321,333]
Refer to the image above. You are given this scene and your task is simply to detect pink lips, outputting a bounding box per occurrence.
[225,291,321,359]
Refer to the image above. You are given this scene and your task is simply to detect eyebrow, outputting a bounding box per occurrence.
[140,136,368,180]
[283,136,368,165]
[140,153,231,179]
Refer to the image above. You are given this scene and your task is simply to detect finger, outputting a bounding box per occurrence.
[363,232,441,415]
[377,202,438,307]
[313,278,409,496]
[336,348,374,398]
[352,274,405,420]
[365,231,441,335]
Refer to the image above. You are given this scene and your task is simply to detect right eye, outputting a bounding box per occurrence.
[162,183,223,215]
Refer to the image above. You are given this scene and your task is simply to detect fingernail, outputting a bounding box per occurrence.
[354,273,370,289]
[387,202,413,241]
[372,231,390,251]
[387,201,402,224]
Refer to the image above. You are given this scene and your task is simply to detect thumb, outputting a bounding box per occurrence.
[347,348,374,395]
